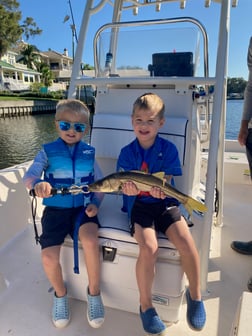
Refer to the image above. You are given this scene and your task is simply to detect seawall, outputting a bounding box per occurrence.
[0,100,57,118]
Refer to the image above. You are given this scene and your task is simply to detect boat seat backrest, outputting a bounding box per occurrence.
[91,113,188,166]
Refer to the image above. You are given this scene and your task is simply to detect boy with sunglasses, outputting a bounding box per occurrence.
[23,99,105,329]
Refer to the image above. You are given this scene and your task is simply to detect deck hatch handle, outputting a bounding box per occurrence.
[102,246,117,262]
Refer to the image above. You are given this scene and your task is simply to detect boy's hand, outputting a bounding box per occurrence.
[86,203,98,217]
[150,186,166,199]
[122,181,139,196]
[34,182,52,198]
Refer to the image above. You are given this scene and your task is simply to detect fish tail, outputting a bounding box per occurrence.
[184,196,207,215]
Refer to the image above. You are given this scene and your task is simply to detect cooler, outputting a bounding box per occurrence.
[61,194,186,323]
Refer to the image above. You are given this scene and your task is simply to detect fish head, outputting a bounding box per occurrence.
[88,175,122,193]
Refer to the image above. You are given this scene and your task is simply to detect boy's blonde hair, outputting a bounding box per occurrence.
[55,99,90,120]
[132,93,165,119]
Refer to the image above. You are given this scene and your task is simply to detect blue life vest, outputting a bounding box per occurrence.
[42,138,95,208]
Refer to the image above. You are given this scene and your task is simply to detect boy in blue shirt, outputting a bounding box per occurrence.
[117,93,206,334]
[23,99,104,329]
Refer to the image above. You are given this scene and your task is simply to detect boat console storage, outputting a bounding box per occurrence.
[149,51,194,77]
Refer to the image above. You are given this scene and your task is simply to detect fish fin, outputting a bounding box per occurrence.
[152,172,166,186]
[129,170,166,185]
[184,197,208,215]
[152,171,165,180]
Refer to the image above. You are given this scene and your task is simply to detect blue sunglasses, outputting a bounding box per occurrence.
[57,120,86,133]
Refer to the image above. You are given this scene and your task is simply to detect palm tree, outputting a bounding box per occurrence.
[18,44,54,87]
[18,44,39,70]
[37,63,54,88]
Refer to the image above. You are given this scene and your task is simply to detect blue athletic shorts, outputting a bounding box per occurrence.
[130,199,181,236]
[40,206,100,249]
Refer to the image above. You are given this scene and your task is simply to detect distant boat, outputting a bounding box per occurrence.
[227,93,244,99]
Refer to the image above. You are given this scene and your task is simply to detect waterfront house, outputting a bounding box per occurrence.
[0,50,41,91]
[38,48,73,90]
[0,48,74,92]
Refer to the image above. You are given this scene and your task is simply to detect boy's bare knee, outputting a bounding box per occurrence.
[139,242,158,259]
[41,247,60,267]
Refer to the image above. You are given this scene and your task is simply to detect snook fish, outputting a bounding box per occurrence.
[88,171,207,215]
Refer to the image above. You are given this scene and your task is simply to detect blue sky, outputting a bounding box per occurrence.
[19,0,251,79]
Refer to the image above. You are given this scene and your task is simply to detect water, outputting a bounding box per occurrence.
[0,113,57,170]
[225,100,243,140]
[0,100,244,170]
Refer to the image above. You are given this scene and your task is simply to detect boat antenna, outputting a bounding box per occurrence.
[68,0,78,44]
[63,0,78,59]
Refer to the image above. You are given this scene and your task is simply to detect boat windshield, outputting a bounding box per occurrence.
[95,24,201,78]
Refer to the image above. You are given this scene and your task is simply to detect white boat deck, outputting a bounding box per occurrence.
[1,182,252,336]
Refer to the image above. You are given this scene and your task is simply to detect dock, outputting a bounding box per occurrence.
[0,100,57,118]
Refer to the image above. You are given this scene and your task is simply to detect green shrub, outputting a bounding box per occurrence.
[0,89,64,100]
